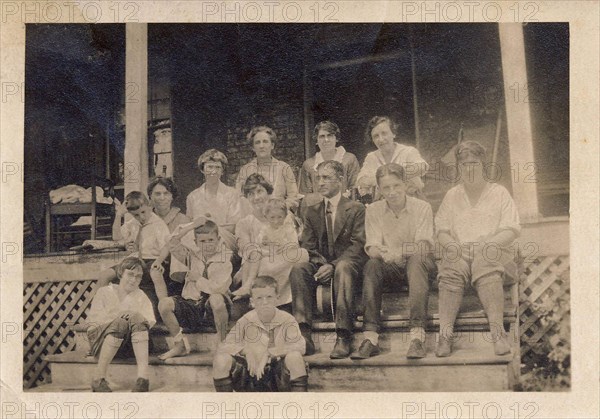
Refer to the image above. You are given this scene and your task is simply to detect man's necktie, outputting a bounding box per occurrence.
[326,200,334,258]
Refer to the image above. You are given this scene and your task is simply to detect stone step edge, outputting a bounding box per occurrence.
[46,350,512,369]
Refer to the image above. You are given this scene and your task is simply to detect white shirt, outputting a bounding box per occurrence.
[120,212,170,259]
[87,284,156,328]
[218,308,306,356]
[365,196,434,254]
[170,239,233,300]
[185,181,243,227]
[435,183,521,244]
[357,142,429,190]
[324,191,342,229]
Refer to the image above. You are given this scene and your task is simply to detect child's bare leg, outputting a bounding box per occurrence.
[157,298,187,360]
[97,268,117,288]
[150,269,168,301]
[94,335,123,379]
[131,331,150,379]
[209,294,229,341]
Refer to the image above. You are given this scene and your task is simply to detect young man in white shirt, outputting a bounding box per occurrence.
[355,163,436,359]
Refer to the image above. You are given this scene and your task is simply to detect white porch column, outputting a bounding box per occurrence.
[499,23,539,221]
[124,23,148,196]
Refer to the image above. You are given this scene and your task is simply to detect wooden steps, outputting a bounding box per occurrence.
[40,289,519,392]
[45,328,516,392]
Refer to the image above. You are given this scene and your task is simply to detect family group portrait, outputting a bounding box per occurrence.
[21,21,570,394]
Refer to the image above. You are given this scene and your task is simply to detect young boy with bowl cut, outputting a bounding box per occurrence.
[212,275,308,392]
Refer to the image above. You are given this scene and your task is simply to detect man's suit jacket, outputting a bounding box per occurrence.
[300,196,367,267]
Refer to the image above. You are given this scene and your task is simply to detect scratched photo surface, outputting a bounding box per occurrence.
[0,2,584,416]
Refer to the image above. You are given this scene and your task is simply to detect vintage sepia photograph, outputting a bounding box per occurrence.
[18,19,571,397]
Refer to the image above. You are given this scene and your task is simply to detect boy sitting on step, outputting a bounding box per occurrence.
[97,191,171,321]
[212,276,308,392]
[87,257,156,392]
[158,219,232,360]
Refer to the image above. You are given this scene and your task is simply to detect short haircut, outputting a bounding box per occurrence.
[364,115,398,144]
[125,191,150,211]
[316,160,344,179]
[312,120,341,144]
[242,173,274,197]
[263,197,287,217]
[251,275,278,294]
[197,148,228,172]
[455,141,487,163]
[194,219,219,236]
[247,125,277,146]
[147,177,179,200]
[376,163,406,185]
[116,256,145,278]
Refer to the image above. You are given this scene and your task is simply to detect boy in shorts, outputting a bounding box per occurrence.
[212,276,308,392]
[86,257,155,392]
[158,219,232,360]
[97,191,171,320]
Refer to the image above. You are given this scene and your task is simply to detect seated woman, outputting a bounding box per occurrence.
[147,177,190,296]
[185,149,241,251]
[298,120,360,208]
[235,126,301,211]
[357,115,429,199]
[435,141,521,357]
[86,257,156,392]
[231,174,302,312]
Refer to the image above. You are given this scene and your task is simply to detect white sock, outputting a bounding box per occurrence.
[410,327,426,343]
[364,331,379,346]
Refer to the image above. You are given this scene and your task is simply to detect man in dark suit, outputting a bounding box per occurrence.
[290,160,368,359]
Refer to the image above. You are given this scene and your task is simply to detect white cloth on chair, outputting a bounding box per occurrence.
[49,185,113,205]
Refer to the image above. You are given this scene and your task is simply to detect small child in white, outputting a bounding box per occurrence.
[237,198,308,309]
[213,276,308,392]
[86,257,156,392]
[158,219,232,360]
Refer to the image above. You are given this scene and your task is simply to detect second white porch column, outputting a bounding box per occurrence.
[124,23,149,196]
[499,23,539,221]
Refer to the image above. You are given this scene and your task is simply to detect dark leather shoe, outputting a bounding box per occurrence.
[350,339,381,359]
[406,339,426,359]
[132,377,149,392]
[91,378,112,392]
[301,328,316,356]
[330,336,352,359]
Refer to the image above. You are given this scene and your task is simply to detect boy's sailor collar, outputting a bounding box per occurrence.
[246,308,290,331]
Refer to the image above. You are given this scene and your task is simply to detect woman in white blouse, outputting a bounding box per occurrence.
[357,115,429,198]
[186,149,242,236]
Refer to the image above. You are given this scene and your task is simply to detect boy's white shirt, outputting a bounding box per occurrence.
[119,212,170,259]
[87,283,156,328]
[218,308,306,356]
[171,237,232,300]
